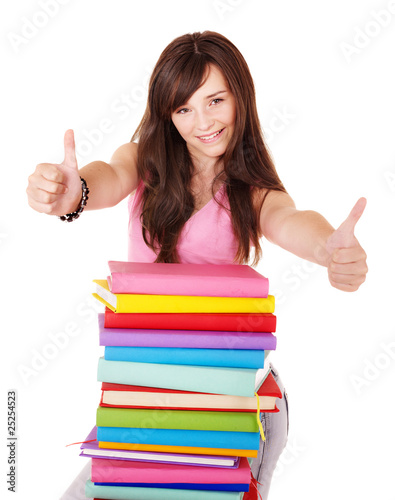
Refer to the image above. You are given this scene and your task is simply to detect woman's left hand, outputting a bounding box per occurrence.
[325,198,368,292]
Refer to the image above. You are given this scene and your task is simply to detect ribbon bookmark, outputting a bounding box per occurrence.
[250,471,263,500]
[254,392,266,441]
[65,439,96,447]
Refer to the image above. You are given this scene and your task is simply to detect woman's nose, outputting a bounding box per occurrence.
[195,110,215,132]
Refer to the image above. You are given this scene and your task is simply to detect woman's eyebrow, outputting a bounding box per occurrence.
[177,90,228,109]
[205,90,227,99]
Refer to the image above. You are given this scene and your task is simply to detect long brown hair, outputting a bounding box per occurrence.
[131,31,286,265]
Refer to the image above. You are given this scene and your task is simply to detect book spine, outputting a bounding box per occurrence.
[111,273,268,298]
[90,456,250,484]
[97,358,258,397]
[98,441,257,457]
[85,480,243,499]
[112,294,275,314]
[91,483,249,492]
[96,407,259,432]
[103,346,266,369]
[96,427,260,450]
[103,309,277,332]
[99,331,276,350]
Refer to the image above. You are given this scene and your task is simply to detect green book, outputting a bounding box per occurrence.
[97,358,266,397]
[96,406,259,433]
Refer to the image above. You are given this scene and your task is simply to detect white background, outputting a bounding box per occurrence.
[2,0,395,499]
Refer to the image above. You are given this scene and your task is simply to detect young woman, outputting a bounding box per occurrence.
[26,31,368,499]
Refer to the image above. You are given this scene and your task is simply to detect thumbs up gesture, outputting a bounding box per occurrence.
[27,129,82,216]
[325,198,368,292]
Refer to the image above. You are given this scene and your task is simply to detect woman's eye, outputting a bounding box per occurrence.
[211,98,223,105]
[177,108,189,114]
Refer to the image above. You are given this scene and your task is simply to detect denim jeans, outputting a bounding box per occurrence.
[249,363,289,500]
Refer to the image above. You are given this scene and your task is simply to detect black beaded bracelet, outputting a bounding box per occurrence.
[59,177,89,222]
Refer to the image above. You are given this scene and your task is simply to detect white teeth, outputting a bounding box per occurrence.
[199,129,223,141]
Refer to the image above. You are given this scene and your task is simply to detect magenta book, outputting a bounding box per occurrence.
[107,261,269,298]
[91,455,251,484]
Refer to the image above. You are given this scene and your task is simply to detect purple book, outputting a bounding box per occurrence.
[80,427,240,468]
[98,314,277,350]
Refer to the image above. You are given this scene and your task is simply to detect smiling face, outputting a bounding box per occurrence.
[171,64,237,168]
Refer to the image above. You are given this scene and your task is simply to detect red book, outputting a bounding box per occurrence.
[104,307,276,333]
[99,372,281,413]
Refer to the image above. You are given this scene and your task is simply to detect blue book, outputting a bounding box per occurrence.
[94,482,249,492]
[97,426,260,450]
[104,346,266,368]
[86,480,244,499]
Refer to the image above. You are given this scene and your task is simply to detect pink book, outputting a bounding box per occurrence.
[91,456,251,484]
[107,261,269,298]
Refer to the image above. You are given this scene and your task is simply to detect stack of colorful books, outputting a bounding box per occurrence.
[80,261,281,500]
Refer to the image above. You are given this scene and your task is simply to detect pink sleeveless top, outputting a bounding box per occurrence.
[128,181,239,264]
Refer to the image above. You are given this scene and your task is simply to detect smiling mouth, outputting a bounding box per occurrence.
[197,128,225,142]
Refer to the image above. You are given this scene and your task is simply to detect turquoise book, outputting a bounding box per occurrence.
[97,358,266,397]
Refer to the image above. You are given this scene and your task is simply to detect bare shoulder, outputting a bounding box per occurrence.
[110,141,138,170]
[109,141,139,195]
[253,187,295,214]
[260,189,296,211]
[254,188,296,240]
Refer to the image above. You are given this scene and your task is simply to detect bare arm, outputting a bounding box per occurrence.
[259,191,335,267]
[259,190,368,291]
[79,142,139,211]
[27,130,139,215]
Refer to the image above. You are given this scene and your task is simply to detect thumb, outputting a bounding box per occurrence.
[328,197,367,249]
[62,129,78,169]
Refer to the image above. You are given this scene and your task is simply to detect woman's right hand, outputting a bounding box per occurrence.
[26,129,83,216]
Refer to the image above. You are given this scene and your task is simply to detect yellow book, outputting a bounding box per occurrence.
[93,279,275,314]
[98,441,258,458]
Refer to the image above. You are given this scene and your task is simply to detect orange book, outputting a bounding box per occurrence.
[98,441,258,458]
